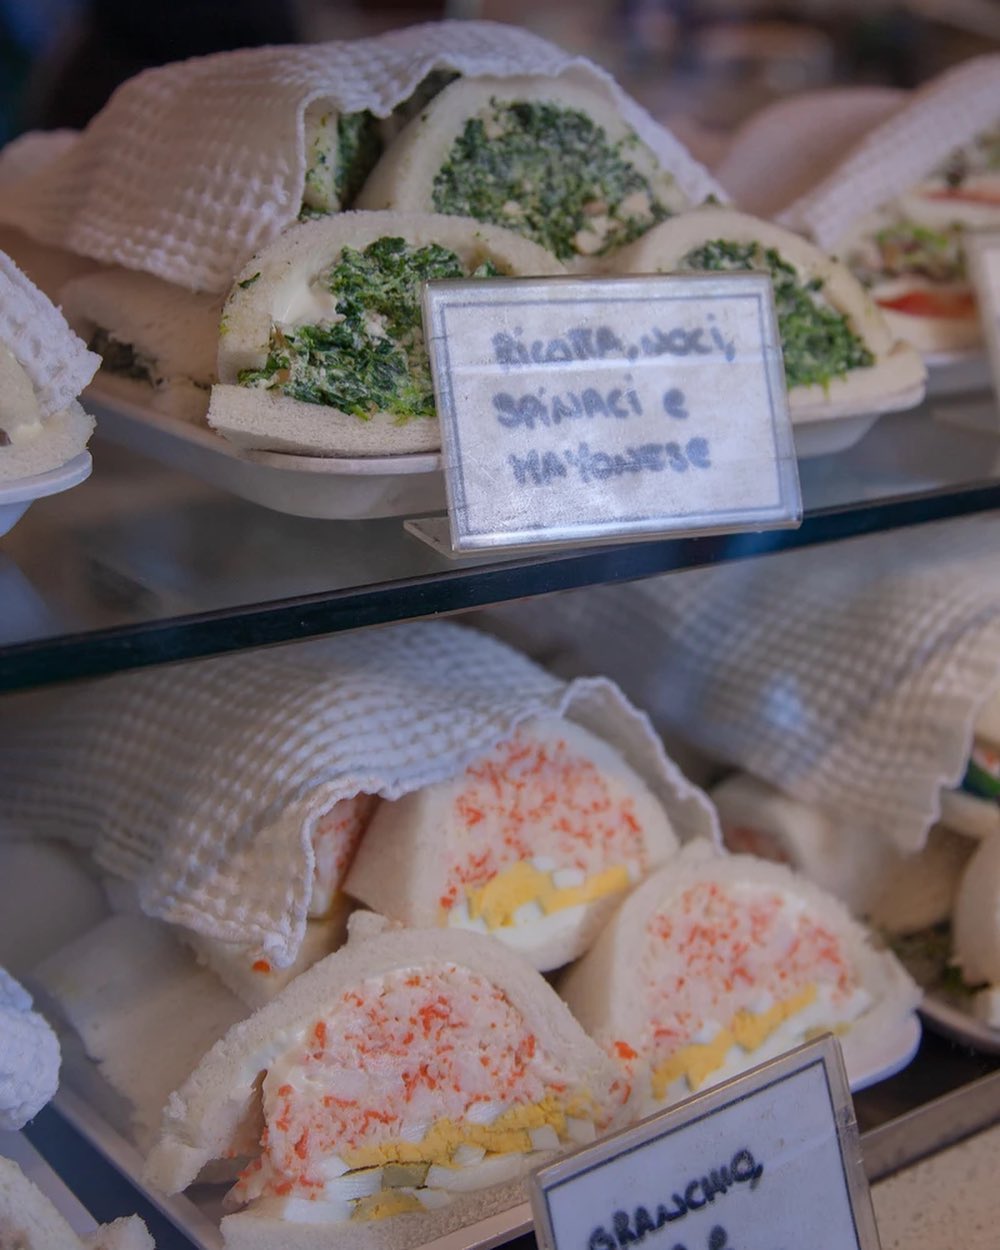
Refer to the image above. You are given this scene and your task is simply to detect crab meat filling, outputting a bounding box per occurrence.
[438,727,648,936]
[612,882,870,1102]
[231,964,600,1221]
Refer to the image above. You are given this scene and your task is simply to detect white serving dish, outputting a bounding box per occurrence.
[0,451,92,537]
[87,383,446,521]
[88,379,900,522]
[0,1127,99,1235]
[45,1011,920,1249]
[919,994,1000,1057]
[925,349,991,399]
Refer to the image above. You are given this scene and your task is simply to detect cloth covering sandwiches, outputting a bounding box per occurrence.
[207,210,563,456]
[607,206,926,421]
[560,842,919,1115]
[139,793,376,1010]
[145,915,628,1248]
[356,75,690,266]
[344,716,679,971]
[0,1157,154,1250]
[0,250,97,480]
[0,966,60,1132]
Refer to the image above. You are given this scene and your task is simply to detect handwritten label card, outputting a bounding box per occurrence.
[530,1036,879,1250]
[423,274,801,551]
[969,230,1000,417]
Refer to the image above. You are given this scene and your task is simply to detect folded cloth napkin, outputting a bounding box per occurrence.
[0,966,60,1130]
[0,621,716,968]
[479,515,1000,854]
[0,21,721,294]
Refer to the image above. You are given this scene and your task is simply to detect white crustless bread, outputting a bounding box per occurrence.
[356,75,688,267]
[344,715,678,971]
[608,206,926,421]
[711,772,892,916]
[182,900,353,1010]
[867,826,975,936]
[33,914,246,1151]
[60,269,223,422]
[953,833,1000,987]
[145,918,627,1248]
[0,1156,88,1250]
[711,773,973,934]
[208,210,563,456]
[0,1157,154,1250]
[560,842,920,1112]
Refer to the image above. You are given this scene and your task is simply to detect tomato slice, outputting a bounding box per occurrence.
[876,288,977,318]
[923,186,1000,206]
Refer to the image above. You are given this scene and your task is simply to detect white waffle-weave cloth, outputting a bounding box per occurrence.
[0,21,723,295]
[0,966,60,1130]
[0,621,716,968]
[478,516,1000,855]
[0,250,99,417]
[779,53,1000,250]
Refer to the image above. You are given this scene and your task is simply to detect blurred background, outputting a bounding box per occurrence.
[1,0,998,161]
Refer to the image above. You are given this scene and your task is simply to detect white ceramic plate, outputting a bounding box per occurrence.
[87,382,446,521]
[0,450,91,537]
[88,377,897,520]
[920,995,1000,1056]
[45,1011,920,1250]
[0,1127,98,1235]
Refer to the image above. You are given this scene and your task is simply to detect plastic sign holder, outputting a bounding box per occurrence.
[969,230,1000,427]
[530,1035,880,1250]
[417,273,801,554]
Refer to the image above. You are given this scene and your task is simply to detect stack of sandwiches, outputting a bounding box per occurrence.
[0,24,943,461]
[11,684,919,1245]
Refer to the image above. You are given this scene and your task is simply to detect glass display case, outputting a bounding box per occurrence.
[3,3,1000,1245]
[5,394,1000,1247]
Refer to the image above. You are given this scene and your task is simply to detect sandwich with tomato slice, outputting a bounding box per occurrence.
[842,123,1000,354]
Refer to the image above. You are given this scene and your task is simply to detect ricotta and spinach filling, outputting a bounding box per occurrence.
[239,237,500,420]
[88,327,156,386]
[301,110,383,217]
[432,100,671,261]
[682,240,874,389]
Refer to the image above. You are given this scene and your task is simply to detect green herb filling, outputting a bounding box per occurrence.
[432,100,671,261]
[334,111,383,207]
[301,110,383,219]
[868,219,966,285]
[682,239,874,389]
[89,328,155,385]
[238,236,500,420]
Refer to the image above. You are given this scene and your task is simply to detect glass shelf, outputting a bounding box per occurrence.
[2,391,1000,691]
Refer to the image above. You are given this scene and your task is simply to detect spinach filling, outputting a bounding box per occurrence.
[432,100,670,261]
[239,237,500,420]
[301,110,383,219]
[682,239,874,389]
[334,111,383,207]
[89,328,155,385]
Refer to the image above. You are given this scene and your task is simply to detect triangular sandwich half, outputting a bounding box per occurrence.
[560,842,920,1116]
[145,916,629,1248]
[344,716,679,972]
